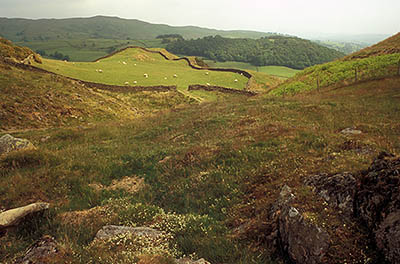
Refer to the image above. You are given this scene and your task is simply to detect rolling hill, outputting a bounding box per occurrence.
[1,37,400,264]
[166,35,345,69]
[271,33,400,95]
[0,16,273,42]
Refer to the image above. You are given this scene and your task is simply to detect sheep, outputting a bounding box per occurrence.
[122,61,127,65]
[124,82,129,85]
[234,79,238,82]
[164,77,168,80]
[133,81,137,84]
[134,64,137,66]
[173,74,178,78]
[205,72,209,75]
[206,83,210,86]
[98,69,103,73]
[144,73,148,78]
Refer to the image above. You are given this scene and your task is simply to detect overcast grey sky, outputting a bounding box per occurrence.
[0,0,399,36]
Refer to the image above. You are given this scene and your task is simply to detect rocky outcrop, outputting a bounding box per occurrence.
[0,134,36,156]
[304,172,356,216]
[354,152,400,263]
[0,202,50,231]
[268,185,330,264]
[15,236,60,264]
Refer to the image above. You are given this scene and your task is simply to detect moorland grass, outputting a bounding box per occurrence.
[1,77,399,263]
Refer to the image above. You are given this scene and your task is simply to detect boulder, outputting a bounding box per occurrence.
[95,225,162,241]
[16,235,60,264]
[304,172,356,216]
[340,127,362,135]
[0,202,50,231]
[267,185,330,264]
[354,152,400,263]
[277,186,330,264]
[0,134,35,156]
[176,258,211,264]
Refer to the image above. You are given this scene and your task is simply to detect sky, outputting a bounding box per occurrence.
[0,0,399,36]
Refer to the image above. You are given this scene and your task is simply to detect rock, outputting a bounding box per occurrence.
[354,152,400,263]
[176,258,211,264]
[304,172,356,215]
[340,127,362,135]
[0,134,36,156]
[95,225,162,241]
[16,235,60,264]
[267,185,330,264]
[0,202,50,231]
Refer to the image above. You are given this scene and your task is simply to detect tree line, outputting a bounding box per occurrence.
[166,35,345,69]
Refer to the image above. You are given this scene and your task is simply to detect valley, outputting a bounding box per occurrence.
[0,18,400,264]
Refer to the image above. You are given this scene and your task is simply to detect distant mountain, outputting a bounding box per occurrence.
[299,33,391,46]
[166,35,345,69]
[0,16,274,41]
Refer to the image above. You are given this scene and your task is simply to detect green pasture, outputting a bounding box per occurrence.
[204,60,299,78]
[34,48,249,95]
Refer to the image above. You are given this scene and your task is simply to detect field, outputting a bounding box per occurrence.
[204,60,300,78]
[2,75,400,263]
[34,48,251,99]
[16,39,165,62]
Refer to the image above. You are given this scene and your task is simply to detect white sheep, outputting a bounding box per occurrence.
[234,79,238,82]
[98,69,103,73]
[205,72,209,75]
[144,73,148,78]
[164,77,168,80]
[133,81,137,84]
[173,74,178,78]
[134,63,137,66]
[124,82,129,85]
[206,83,210,86]
[122,61,127,65]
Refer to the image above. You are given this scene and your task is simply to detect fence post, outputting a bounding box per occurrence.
[398,59,400,76]
[354,67,358,83]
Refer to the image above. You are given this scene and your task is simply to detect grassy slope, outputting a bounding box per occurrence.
[34,48,251,93]
[0,42,195,131]
[271,33,400,95]
[204,60,300,78]
[344,32,400,60]
[1,77,400,263]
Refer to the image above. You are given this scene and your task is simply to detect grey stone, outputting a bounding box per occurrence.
[0,202,50,231]
[0,134,35,156]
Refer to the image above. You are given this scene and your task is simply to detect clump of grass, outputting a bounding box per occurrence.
[0,149,59,171]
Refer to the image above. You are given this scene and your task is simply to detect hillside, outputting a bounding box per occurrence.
[1,37,400,264]
[166,35,345,69]
[344,32,400,60]
[271,34,400,95]
[0,16,273,42]
[0,39,193,131]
